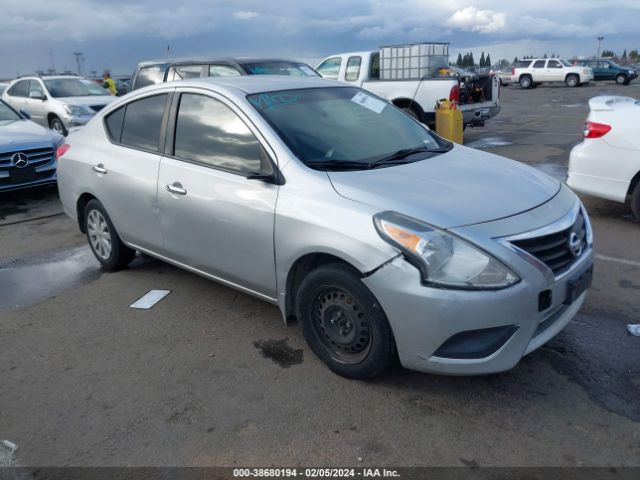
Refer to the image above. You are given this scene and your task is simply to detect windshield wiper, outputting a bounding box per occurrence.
[305,159,374,171]
[374,146,452,164]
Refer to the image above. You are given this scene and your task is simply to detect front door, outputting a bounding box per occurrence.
[24,80,47,125]
[158,91,278,298]
[545,60,565,82]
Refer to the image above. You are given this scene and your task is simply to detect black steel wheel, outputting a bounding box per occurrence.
[296,263,395,379]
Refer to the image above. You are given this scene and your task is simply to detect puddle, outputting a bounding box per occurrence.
[253,338,303,368]
[561,103,585,108]
[0,246,101,312]
[464,137,514,149]
[534,163,567,183]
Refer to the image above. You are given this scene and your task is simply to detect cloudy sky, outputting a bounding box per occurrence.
[2,0,639,78]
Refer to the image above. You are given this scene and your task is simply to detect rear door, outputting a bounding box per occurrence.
[158,89,278,298]
[90,91,171,252]
[531,59,547,81]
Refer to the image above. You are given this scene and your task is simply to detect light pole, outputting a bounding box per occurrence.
[596,36,604,60]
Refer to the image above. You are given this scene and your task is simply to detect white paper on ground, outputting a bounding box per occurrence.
[130,290,171,309]
[627,324,640,336]
[351,91,386,114]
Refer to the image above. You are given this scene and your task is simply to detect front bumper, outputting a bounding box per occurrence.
[0,160,57,192]
[62,113,93,129]
[362,194,593,375]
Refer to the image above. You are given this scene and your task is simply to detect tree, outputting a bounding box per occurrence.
[469,52,475,67]
[630,49,639,62]
[485,53,491,67]
[513,56,519,64]
[622,49,627,59]
[543,53,548,59]
[456,53,463,67]
[479,52,485,67]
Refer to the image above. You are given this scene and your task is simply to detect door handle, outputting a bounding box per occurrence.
[165,182,187,195]
[92,164,107,174]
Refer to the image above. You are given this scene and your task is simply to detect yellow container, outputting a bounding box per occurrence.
[435,99,463,144]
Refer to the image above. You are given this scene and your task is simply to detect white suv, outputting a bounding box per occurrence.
[512,59,593,89]
[1,75,114,135]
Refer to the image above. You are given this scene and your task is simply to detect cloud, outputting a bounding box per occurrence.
[233,10,259,20]
[446,6,507,34]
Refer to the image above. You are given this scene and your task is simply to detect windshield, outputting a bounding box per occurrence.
[242,62,319,77]
[44,78,110,97]
[0,101,21,121]
[560,59,572,67]
[247,87,450,169]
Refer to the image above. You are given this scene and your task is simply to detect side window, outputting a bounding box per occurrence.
[369,53,380,80]
[8,80,29,97]
[28,80,44,96]
[174,93,262,175]
[533,60,546,68]
[598,62,610,69]
[345,56,362,82]
[120,94,167,152]
[548,60,562,69]
[133,66,165,89]
[209,65,242,77]
[166,65,203,82]
[316,57,342,80]
[104,106,125,142]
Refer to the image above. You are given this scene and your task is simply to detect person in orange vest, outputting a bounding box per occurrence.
[102,72,117,96]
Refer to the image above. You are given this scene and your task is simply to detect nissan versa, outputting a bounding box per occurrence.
[57,76,594,379]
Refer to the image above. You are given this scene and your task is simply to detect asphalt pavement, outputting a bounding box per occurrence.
[0,81,639,467]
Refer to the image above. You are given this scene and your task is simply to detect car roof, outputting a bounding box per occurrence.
[142,75,344,95]
[136,57,308,67]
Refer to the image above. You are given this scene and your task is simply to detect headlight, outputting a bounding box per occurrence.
[63,104,91,116]
[374,211,519,290]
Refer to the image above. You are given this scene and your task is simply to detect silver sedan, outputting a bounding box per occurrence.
[56,76,594,378]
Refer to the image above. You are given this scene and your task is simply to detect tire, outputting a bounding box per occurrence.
[519,75,532,89]
[296,264,395,379]
[84,199,136,271]
[631,183,640,221]
[616,74,628,85]
[401,105,421,122]
[565,74,579,87]
[49,116,68,136]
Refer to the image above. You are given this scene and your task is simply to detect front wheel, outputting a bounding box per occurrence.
[565,75,579,87]
[49,116,68,136]
[296,264,395,379]
[616,74,628,85]
[631,183,640,221]
[84,199,136,270]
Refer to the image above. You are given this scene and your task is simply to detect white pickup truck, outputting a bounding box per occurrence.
[316,50,501,128]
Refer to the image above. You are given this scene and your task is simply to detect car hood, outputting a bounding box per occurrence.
[326,145,561,229]
[58,96,114,108]
[0,119,63,152]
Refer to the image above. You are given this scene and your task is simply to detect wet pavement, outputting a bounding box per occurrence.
[0,81,639,467]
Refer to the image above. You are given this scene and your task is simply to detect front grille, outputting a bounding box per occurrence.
[0,147,55,172]
[511,212,587,276]
[90,105,105,112]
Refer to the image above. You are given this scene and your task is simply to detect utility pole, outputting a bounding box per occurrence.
[73,52,84,76]
[596,36,604,60]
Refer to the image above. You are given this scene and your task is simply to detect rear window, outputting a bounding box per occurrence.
[242,61,319,77]
[514,60,532,69]
[7,80,29,97]
[166,65,203,82]
[133,65,166,90]
[119,94,168,152]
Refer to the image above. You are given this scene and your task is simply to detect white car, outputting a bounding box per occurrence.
[568,96,640,219]
[512,59,593,89]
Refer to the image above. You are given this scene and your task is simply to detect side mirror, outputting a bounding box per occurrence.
[19,109,31,119]
[29,91,45,100]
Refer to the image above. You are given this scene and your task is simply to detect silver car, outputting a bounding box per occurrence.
[57,76,594,379]
[2,75,114,136]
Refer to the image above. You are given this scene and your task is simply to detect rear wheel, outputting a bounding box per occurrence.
[631,183,640,220]
[296,264,395,379]
[84,199,136,270]
[616,74,628,85]
[519,75,532,89]
[565,74,579,87]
